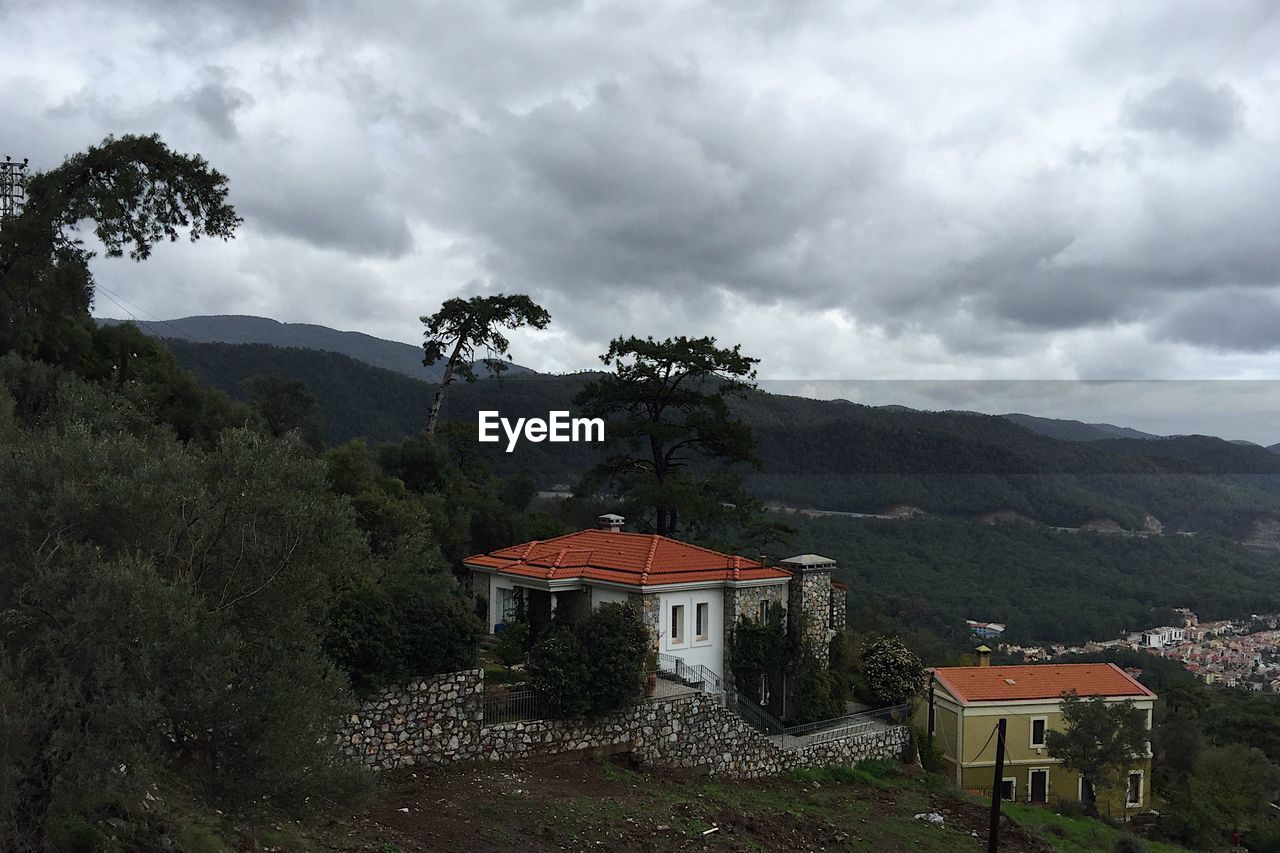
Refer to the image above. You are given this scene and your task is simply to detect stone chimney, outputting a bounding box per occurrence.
[976,645,992,667]
[597,513,625,533]
[779,554,838,665]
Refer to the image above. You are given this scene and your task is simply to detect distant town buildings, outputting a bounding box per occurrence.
[998,610,1280,693]
[965,619,1006,639]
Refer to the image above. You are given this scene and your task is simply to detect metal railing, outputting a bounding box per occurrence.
[966,788,1123,821]
[723,689,786,736]
[780,703,906,748]
[483,688,554,724]
[655,653,724,692]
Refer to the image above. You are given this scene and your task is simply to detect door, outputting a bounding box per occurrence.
[1029,769,1048,804]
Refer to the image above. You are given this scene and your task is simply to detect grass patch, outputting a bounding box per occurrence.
[1005,804,1190,853]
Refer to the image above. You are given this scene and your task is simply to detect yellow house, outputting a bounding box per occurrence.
[914,659,1156,816]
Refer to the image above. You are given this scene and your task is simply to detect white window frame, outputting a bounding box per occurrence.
[757,600,769,622]
[694,601,710,643]
[1028,768,1050,804]
[669,604,687,648]
[1126,770,1143,808]
[1000,777,1017,802]
[1029,716,1048,749]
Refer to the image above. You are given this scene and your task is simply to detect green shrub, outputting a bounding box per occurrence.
[1112,835,1145,853]
[46,814,114,853]
[792,651,845,724]
[528,603,648,717]
[495,620,530,668]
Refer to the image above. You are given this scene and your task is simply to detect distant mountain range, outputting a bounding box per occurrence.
[1001,412,1163,442]
[95,314,536,382]
[146,330,1280,538]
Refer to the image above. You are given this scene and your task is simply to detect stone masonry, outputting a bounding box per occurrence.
[338,669,484,769]
[782,555,838,666]
[338,668,911,778]
[721,584,788,692]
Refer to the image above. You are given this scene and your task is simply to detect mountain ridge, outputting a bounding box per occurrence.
[96,313,537,382]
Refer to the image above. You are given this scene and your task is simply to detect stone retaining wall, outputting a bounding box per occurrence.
[338,669,484,769]
[338,668,911,778]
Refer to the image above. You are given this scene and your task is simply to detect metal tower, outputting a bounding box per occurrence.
[1,156,29,220]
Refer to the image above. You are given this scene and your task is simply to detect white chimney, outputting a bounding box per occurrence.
[597,513,625,532]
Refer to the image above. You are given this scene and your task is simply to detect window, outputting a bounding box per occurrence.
[999,779,1016,802]
[498,587,517,623]
[695,602,709,641]
[758,600,769,622]
[670,604,685,645]
[1126,771,1143,807]
[1030,717,1047,748]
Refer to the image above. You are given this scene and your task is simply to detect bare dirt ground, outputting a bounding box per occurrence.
[298,754,1052,852]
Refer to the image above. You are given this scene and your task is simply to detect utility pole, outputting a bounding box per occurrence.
[0,156,29,221]
[987,718,1007,853]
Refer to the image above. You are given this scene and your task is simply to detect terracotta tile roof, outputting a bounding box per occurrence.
[931,663,1156,704]
[464,529,792,588]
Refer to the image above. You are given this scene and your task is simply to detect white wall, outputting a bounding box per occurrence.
[592,586,629,607]
[658,589,724,676]
[488,575,520,633]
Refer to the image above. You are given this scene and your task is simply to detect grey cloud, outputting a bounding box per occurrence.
[1122,77,1243,147]
[1154,290,1280,352]
[7,0,1280,383]
[184,73,250,141]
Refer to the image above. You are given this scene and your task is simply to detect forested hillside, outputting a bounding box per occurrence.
[793,514,1280,644]
[167,336,1280,536]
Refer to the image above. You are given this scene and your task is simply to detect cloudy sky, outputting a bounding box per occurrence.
[4,1,1280,434]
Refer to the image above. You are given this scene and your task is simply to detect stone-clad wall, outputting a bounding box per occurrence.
[635,694,911,779]
[338,668,910,778]
[338,669,485,769]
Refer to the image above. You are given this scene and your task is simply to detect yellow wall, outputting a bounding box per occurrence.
[959,759,1152,815]
[914,692,1154,812]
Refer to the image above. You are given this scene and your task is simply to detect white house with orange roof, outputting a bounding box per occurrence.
[464,514,847,684]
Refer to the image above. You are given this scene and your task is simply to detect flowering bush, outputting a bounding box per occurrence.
[861,636,926,706]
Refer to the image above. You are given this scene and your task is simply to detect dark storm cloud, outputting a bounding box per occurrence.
[1122,77,1243,147]
[4,0,1280,384]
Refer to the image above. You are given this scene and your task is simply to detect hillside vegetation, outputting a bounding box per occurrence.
[167,336,1280,535]
[795,514,1280,643]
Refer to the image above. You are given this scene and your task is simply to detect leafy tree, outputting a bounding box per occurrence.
[861,636,927,706]
[0,134,240,365]
[243,373,323,449]
[1045,692,1150,805]
[324,574,404,693]
[1162,744,1280,849]
[528,603,649,717]
[0,366,369,848]
[575,335,759,538]
[383,567,482,678]
[420,293,550,434]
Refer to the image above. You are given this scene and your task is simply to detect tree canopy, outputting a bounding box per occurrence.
[1045,691,1150,801]
[0,134,240,364]
[575,335,761,539]
[420,293,550,434]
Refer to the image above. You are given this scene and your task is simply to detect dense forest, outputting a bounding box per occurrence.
[791,514,1280,644]
[169,337,1280,536]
